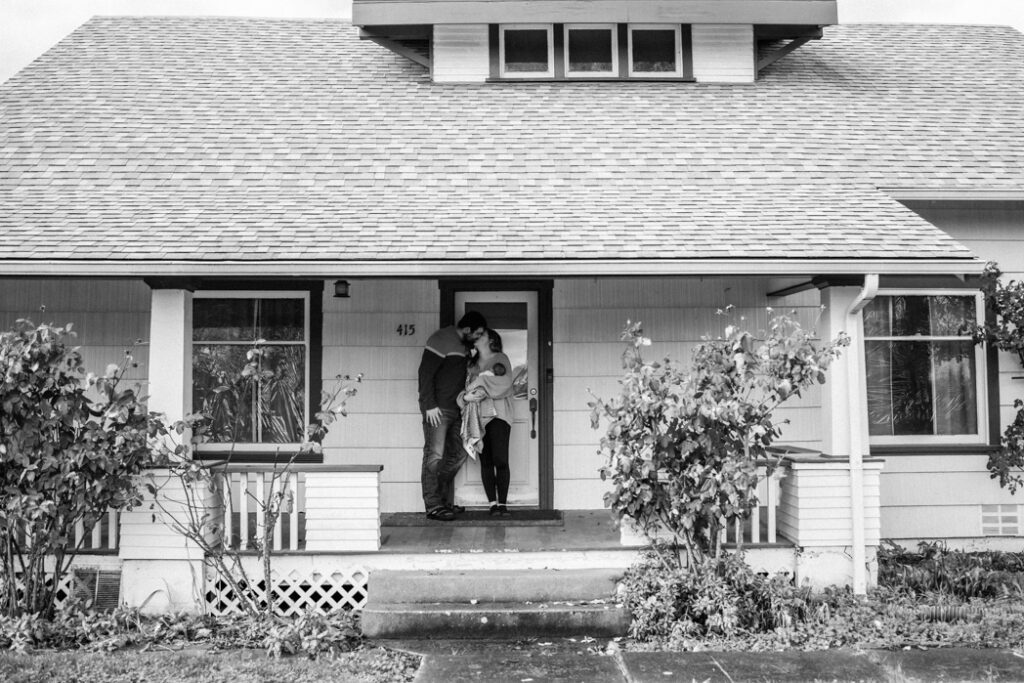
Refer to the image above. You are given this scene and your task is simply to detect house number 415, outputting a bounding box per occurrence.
[396,324,416,336]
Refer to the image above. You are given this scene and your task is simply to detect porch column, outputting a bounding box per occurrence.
[118,287,199,614]
[818,278,879,594]
[147,288,193,422]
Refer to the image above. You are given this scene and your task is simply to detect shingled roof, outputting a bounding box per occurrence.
[2,17,1022,276]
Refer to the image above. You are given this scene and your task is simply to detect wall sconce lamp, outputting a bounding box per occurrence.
[333,280,351,298]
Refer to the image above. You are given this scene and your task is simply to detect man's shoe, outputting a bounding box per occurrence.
[426,507,456,521]
[446,504,466,514]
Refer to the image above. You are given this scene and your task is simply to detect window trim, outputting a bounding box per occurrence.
[192,289,312,455]
[499,23,554,78]
[627,23,683,77]
[865,289,988,446]
[563,23,619,78]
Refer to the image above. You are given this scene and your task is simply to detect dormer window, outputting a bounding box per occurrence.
[499,24,553,77]
[565,24,618,77]
[629,25,683,76]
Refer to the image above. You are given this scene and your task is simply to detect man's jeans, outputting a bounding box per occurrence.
[422,408,468,512]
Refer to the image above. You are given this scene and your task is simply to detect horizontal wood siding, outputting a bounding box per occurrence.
[778,462,882,546]
[119,475,200,560]
[878,202,1024,540]
[304,472,381,551]
[554,277,825,510]
[432,24,490,83]
[0,279,151,388]
[691,24,754,83]
[320,279,437,512]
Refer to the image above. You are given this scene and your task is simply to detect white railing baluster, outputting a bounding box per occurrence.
[271,474,283,552]
[767,469,779,544]
[289,474,300,551]
[255,472,266,551]
[108,511,118,550]
[221,474,234,550]
[91,516,102,549]
[75,519,85,549]
[239,472,250,551]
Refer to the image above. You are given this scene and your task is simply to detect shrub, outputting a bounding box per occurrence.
[591,312,848,569]
[0,320,158,618]
[878,540,1024,599]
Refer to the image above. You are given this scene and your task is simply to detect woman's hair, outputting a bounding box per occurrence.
[482,328,503,353]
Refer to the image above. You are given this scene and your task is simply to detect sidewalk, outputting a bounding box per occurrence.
[385,638,1024,683]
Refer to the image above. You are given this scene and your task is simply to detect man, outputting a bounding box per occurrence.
[418,310,487,521]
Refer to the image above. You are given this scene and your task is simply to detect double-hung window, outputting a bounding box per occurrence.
[192,292,310,451]
[863,292,986,444]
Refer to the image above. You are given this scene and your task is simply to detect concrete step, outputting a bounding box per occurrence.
[369,568,623,604]
[360,601,630,639]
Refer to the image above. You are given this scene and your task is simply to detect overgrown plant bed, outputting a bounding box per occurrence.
[0,606,419,682]
[618,546,1024,654]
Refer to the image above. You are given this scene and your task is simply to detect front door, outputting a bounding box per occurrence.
[453,291,540,507]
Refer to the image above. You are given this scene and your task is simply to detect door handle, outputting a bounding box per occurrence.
[529,397,538,439]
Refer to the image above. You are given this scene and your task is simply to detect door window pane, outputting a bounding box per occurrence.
[566,27,615,74]
[503,28,551,74]
[631,28,678,73]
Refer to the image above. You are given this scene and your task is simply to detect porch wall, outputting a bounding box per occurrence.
[879,201,1024,543]
[0,278,151,392]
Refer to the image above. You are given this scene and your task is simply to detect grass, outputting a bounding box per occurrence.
[0,646,420,683]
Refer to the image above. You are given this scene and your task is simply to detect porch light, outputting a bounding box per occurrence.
[333,280,351,298]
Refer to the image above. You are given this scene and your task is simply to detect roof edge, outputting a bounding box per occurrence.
[0,258,985,278]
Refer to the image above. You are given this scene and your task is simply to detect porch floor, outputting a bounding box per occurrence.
[379,509,626,553]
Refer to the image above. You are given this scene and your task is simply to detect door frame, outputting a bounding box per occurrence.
[439,279,555,510]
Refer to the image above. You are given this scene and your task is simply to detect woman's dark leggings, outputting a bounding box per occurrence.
[480,418,511,505]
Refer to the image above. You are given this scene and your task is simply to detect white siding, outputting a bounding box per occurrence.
[304,472,381,552]
[778,461,883,547]
[0,279,151,389]
[432,24,490,83]
[119,475,202,561]
[691,24,754,83]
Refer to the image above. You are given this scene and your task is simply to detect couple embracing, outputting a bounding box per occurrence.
[417,312,515,522]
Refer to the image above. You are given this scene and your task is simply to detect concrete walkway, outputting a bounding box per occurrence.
[383,638,1024,683]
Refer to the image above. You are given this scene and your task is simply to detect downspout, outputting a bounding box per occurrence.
[846,274,879,595]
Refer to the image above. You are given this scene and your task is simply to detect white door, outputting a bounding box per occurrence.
[453,291,540,507]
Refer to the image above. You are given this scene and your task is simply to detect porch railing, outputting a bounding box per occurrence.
[719,462,786,546]
[75,511,120,553]
[208,464,382,553]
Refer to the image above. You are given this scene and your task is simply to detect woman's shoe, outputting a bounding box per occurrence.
[497,505,510,516]
[488,504,499,516]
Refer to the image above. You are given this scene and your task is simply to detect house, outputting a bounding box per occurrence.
[1,0,1023,615]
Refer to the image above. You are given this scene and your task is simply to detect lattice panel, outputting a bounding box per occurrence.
[203,565,369,616]
[7,573,82,611]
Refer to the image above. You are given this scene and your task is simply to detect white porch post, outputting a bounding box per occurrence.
[147,288,193,422]
[118,287,200,614]
[819,278,878,595]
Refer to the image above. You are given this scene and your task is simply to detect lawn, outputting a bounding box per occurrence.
[0,646,420,683]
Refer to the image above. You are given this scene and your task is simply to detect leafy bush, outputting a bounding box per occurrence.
[879,540,1024,599]
[591,312,848,568]
[1,320,158,618]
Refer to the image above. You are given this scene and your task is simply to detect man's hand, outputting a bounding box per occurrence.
[425,407,443,428]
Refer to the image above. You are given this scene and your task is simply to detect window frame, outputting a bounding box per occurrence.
[627,23,683,77]
[563,23,619,78]
[192,289,312,455]
[499,23,555,78]
[864,289,988,446]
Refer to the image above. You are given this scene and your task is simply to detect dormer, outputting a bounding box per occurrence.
[353,0,837,83]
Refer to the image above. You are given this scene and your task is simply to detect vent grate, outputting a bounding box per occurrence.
[981,504,1021,536]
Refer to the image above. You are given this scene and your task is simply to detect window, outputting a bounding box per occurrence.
[192,293,309,449]
[863,292,986,444]
[564,24,617,77]
[628,24,682,76]
[500,24,553,77]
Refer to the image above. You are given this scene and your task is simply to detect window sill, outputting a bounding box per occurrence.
[486,76,696,83]
[869,444,998,457]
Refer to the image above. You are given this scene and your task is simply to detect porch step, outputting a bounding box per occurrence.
[362,569,629,639]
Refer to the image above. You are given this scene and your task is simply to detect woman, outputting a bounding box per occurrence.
[459,328,515,516]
